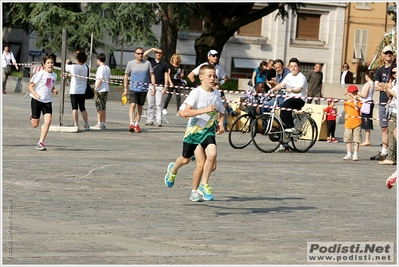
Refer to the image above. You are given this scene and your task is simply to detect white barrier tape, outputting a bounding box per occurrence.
[221,99,396,123]
[62,71,391,107]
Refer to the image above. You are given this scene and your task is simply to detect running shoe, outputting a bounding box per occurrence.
[190,190,203,202]
[198,184,214,201]
[129,124,135,132]
[84,124,90,131]
[326,137,331,143]
[91,124,102,130]
[135,124,141,133]
[164,162,176,188]
[36,141,46,151]
[386,171,397,189]
[145,121,154,126]
[162,109,168,115]
[332,137,338,143]
[352,154,358,161]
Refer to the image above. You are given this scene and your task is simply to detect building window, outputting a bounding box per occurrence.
[237,18,262,36]
[356,3,371,10]
[353,29,368,59]
[189,16,203,32]
[296,13,321,40]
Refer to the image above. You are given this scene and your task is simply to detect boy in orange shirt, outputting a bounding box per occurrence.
[343,85,363,161]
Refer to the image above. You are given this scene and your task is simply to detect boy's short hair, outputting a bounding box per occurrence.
[97,53,106,63]
[289,57,300,66]
[76,52,87,64]
[199,64,216,76]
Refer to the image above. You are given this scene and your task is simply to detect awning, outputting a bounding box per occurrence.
[179,54,196,66]
[233,58,260,69]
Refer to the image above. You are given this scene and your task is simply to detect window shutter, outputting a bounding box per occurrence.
[354,29,362,59]
[238,18,262,36]
[361,30,368,59]
[296,14,320,40]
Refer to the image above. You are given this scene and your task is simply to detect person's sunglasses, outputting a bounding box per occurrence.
[392,71,397,74]
[155,51,162,54]
[384,51,393,55]
[136,52,143,55]
[211,54,219,57]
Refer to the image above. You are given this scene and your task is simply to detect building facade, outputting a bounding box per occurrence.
[341,2,396,84]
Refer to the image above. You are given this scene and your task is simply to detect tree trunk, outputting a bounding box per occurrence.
[194,18,235,66]
[160,4,178,63]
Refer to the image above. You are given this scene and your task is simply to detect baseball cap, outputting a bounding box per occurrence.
[383,45,393,53]
[207,50,219,57]
[345,85,358,94]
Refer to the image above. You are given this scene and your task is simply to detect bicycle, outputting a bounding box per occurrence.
[228,104,259,149]
[250,96,318,153]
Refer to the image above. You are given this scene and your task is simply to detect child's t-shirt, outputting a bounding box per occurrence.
[325,106,337,121]
[182,87,225,144]
[343,100,362,129]
[29,70,57,103]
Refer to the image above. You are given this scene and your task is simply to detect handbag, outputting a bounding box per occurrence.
[3,53,13,75]
[5,65,12,75]
[360,102,370,114]
[85,64,94,99]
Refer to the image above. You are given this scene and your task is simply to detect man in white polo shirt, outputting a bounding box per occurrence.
[187,49,228,86]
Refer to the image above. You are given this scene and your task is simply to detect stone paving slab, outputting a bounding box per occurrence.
[1,92,397,265]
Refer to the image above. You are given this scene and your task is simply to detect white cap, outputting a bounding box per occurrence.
[383,45,393,53]
[207,50,219,57]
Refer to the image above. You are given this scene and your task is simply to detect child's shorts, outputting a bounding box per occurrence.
[343,126,362,143]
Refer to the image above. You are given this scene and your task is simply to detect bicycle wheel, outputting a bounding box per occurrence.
[251,114,283,153]
[228,114,253,149]
[291,113,318,153]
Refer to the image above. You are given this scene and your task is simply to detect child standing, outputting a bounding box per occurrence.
[343,85,363,161]
[28,55,58,150]
[164,64,225,202]
[91,53,110,130]
[322,100,338,143]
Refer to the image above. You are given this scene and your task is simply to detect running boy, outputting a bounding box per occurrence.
[164,64,225,201]
[28,55,58,150]
[343,85,363,161]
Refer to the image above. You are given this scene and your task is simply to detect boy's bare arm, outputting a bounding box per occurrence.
[216,113,225,135]
[183,104,215,118]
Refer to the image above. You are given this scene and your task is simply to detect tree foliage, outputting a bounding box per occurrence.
[192,3,306,65]
[7,3,160,55]
[6,2,305,68]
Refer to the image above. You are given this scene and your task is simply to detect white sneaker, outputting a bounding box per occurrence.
[162,109,168,115]
[284,127,299,134]
[343,154,352,160]
[352,154,358,161]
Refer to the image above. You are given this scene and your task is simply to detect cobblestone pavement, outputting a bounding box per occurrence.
[2,93,397,265]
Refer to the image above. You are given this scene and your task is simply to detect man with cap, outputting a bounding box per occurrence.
[370,45,395,161]
[187,49,228,86]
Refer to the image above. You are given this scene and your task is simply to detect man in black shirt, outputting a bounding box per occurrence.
[144,48,169,127]
[370,45,395,161]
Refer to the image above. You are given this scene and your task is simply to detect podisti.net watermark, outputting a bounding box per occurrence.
[307,242,394,263]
